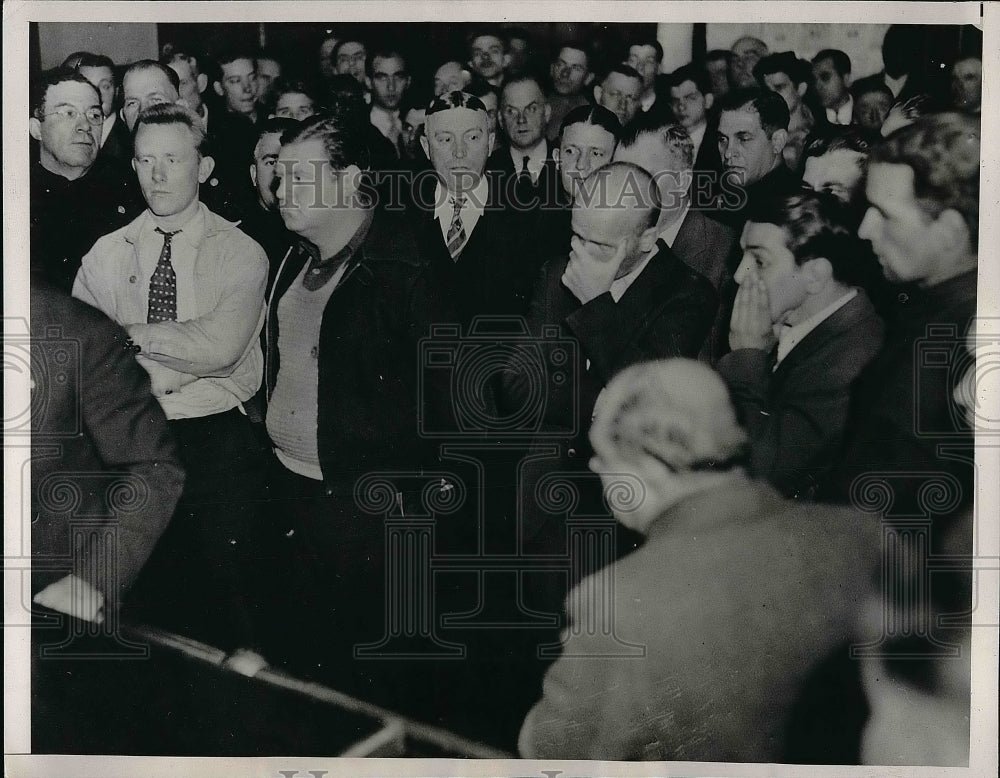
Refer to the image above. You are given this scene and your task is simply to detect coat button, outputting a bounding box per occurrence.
[129,275,137,283]
[568,447,577,458]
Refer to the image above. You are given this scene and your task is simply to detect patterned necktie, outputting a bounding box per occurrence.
[148,228,180,323]
[446,195,467,260]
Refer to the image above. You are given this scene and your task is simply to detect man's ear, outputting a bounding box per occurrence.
[594,85,604,104]
[934,208,974,256]
[197,73,208,94]
[797,82,808,98]
[213,81,224,98]
[29,117,42,141]
[420,133,430,159]
[843,73,853,89]
[552,147,561,166]
[770,128,789,154]
[502,53,512,72]
[198,155,216,183]
[340,163,363,201]
[487,127,496,157]
[131,157,138,175]
[801,256,833,291]
[705,92,715,111]
[638,224,659,254]
[543,102,552,126]
[249,164,257,187]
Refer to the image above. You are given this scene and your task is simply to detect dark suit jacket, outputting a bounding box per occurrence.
[504,244,719,563]
[822,271,976,513]
[408,170,544,322]
[266,209,456,493]
[486,140,562,211]
[691,117,725,210]
[519,477,881,761]
[30,280,185,605]
[712,161,802,234]
[717,291,885,498]
[671,210,740,364]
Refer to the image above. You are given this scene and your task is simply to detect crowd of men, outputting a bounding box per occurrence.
[29,23,982,762]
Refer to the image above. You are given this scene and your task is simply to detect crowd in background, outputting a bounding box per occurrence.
[28,22,982,763]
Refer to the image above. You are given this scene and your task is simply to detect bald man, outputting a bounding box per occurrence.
[519,358,882,761]
[505,162,718,615]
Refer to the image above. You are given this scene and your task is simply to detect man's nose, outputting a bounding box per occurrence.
[152,160,168,181]
[454,138,468,158]
[734,254,752,284]
[575,153,589,172]
[858,208,875,240]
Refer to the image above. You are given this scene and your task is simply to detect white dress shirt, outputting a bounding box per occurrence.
[434,175,489,250]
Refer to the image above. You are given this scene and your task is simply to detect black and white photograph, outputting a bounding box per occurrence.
[4,2,998,777]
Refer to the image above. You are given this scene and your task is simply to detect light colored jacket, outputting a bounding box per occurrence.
[74,203,267,420]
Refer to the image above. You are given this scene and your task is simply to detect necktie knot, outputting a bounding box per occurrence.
[521,155,530,174]
[148,228,181,323]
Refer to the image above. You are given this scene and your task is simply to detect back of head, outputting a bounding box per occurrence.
[591,358,749,473]
[717,86,790,136]
[619,120,695,171]
[871,112,980,250]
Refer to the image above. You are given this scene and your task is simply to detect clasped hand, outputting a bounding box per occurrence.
[729,267,777,352]
[561,236,628,304]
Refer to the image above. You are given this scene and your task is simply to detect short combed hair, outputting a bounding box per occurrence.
[123,59,181,93]
[630,39,664,63]
[270,77,325,112]
[366,46,408,77]
[753,51,811,87]
[556,41,592,67]
[558,104,622,142]
[65,52,115,71]
[133,102,210,155]
[500,74,546,103]
[717,86,790,136]
[747,191,865,284]
[31,67,101,119]
[601,63,643,87]
[282,112,371,171]
[871,112,981,250]
[812,49,851,77]
[255,116,299,145]
[665,63,713,97]
[466,26,507,52]
[427,90,488,115]
[620,121,695,170]
[803,128,871,162]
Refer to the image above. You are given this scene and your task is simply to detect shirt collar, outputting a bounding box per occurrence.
[775,288,858,367]
[139,202,207,249]
[826,94,853,125]
[508,139,548,177]
[655,204,690,248]
[610,250,655,302]
[297,206,374,266]
[884,72,908,98]
[688,121,707,153]
[641,91,657,112]
[433,175,489,223]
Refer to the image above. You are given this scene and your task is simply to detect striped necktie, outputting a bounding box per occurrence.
[148,228,180,323]
[446,195,467,260]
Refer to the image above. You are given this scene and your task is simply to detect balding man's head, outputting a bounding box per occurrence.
[589,358,749,530]
[571,161,662,279]
[731,36,769,88]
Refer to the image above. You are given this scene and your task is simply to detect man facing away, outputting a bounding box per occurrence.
[717,192,884,498]
[72,103,270,663]
[519,358,882,761]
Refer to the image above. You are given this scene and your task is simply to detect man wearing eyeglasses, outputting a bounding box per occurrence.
[29,68,142,290]
[488,75,559,210]
[595,65,644,129]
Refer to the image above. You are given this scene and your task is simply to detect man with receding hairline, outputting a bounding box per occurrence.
[506,161,718,620]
